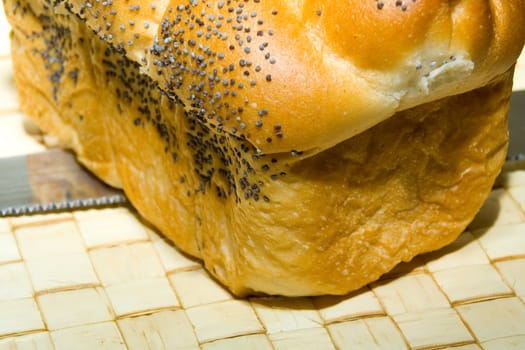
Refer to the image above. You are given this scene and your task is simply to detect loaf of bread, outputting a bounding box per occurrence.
[4,0,525,296]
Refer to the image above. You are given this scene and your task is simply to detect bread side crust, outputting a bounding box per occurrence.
[5,0,514,296]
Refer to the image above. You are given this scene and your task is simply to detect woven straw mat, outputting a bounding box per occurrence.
[1,5,525,349]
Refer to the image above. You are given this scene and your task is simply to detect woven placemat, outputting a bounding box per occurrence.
[1,4,525,348]
[3,172,525,350]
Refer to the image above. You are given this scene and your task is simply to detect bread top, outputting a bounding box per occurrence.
[63,0,525,155]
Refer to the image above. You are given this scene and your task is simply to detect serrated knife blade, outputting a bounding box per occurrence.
[0,148,127,217]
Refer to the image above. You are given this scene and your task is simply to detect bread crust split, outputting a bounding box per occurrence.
[4,0,525,296]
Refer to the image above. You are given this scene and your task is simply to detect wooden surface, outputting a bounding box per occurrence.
[1,3,525,349]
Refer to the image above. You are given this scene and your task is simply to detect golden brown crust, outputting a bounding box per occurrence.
[6,0,121,187]
[3,0,522,296]
[61,0,525,155]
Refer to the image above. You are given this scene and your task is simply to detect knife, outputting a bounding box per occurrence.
[508,90,525,160]
[0,148,127,217]
[0,91,523,217]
